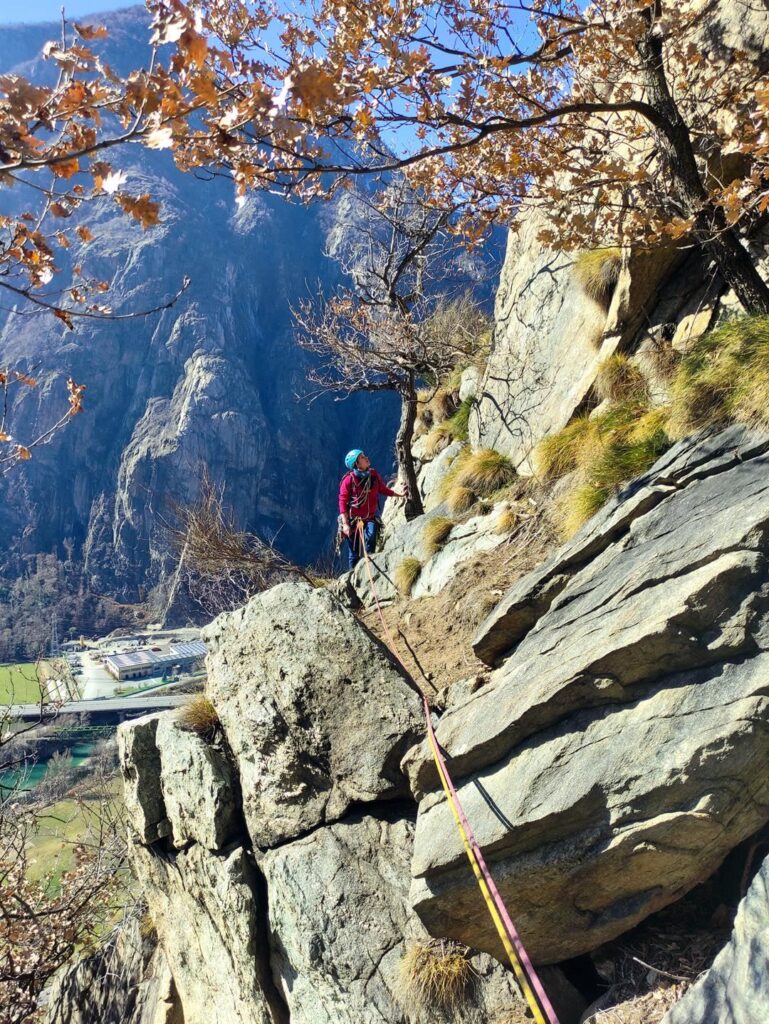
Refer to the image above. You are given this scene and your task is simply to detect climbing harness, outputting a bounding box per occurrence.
[356,521,560,1024]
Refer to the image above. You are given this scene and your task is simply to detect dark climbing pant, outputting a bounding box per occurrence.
[346,519,378,570]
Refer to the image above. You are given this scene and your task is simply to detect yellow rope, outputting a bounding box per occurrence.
[425,724,550,1024]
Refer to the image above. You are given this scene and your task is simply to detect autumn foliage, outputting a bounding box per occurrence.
[1,0,768,466]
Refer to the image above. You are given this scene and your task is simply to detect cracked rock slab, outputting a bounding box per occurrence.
[410,432,769,794]
[411,654,769,963]
[473,425,769,666]
[156,714,240,851]
[262,810,568,1024]
[204,580,423,849]
[130,843,282,1024]
[118,713,170,845]
[407,428,769,962]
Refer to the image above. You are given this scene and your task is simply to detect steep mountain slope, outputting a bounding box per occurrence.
[0,7,498,624]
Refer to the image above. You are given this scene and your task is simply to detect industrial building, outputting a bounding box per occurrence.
[104,640,207,681]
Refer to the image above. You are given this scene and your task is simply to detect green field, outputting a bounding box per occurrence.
[0,662,44,704]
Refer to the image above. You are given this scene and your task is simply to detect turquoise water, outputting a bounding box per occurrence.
[2,737,102,792]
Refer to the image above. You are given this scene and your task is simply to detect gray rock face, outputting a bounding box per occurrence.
[117,714,170,845]
[262,810,529,1024]
[469,217,677,472]
[470,212,612,470]
[663,853,769,1024]
[156,713,239,851]
[130,842,283,1024]
[118,710,239,851]
[408,426,769,963]
[47,915,182,1024]
[0,10,400,613]
[204,580,423,848]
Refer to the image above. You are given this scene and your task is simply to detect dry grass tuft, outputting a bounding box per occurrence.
[399,940,474,1012]
[436,446,515,516]
[495,505,519,535]
[446,484,477,515]
[452,448,516,495]
[668,313,769,438]
[557,482,611,538]
[428,386,458,425]
[423,395,474,457]
[422,421,455,458]
[534,415,596,480]
[423,516,455,556]
[574,247,622,306]
[596,353,649,404]
[543,402,671,538]
[177,695,220,741]
[394,557,423,596]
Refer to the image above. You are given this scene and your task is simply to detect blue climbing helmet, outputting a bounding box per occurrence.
[344,448,364,471]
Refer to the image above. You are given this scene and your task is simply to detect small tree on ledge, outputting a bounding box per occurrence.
[294,185,483,519]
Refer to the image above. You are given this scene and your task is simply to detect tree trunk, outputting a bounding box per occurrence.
[396,380,424,520]
[637,6,769,314]
[698,207,769,314]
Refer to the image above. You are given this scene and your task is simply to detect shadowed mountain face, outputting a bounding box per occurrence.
[0,7,502,619]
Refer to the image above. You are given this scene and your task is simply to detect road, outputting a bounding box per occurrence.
[8,695,189,719]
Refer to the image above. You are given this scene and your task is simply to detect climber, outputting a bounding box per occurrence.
[338,449,408,571]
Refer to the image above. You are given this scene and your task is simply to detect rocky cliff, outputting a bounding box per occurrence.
[38,3,769,1021]
[0,7,499,626]
[0,7,396,604]
[76,416,764,1024]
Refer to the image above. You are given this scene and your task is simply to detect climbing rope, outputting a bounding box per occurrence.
[356,520,560,1024]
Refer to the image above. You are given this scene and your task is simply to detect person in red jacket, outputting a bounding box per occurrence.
[339,448,407,570]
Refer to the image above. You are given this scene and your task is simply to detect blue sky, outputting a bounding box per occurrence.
[0,1,130,24]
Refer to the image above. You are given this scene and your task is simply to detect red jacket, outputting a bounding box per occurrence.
[338,469,398,522]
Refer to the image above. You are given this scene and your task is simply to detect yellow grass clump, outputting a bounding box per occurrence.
[422,421,455,458]
[177,695,220,741]
[574,247,622,306]
[539,315,769,539]
[422,516,454,557]
[595,353,649,404]
[446,484,477,515]
[452,447,516,495]
[668,313,769,437]
[545,402,671,538]
[436,446,516,516]
[495,505,519,535]
[394,557,423,596]
[399,941,474,1012]
[534,414,596,480]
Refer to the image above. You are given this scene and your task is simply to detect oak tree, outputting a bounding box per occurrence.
[148,0,769,310]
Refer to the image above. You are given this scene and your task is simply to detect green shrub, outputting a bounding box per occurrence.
[574,247,622,306]
[446,396,473,441]
[399,940,474,1012]
[394,557,422,596]
[422,516,454,556]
